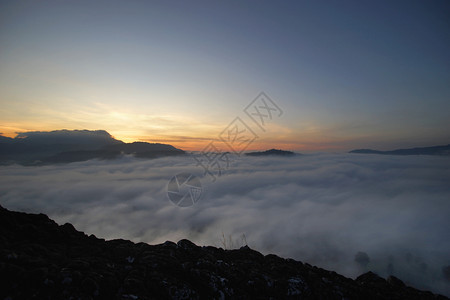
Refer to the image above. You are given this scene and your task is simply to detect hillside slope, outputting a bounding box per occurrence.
[0,206,447,300]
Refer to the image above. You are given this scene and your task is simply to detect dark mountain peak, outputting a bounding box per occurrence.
[14,129,123,145]
[0,135,14,143]
[1,206,447,299]
[0,129,185,165]
[246,149,296,156]
[350,144,450,156]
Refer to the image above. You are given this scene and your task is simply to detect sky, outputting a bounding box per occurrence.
[0,0,449,151]
[1,154,449,296]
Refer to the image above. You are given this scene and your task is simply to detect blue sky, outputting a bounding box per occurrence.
[0,0,449,150]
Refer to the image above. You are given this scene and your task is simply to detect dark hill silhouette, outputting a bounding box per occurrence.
[246,149,296,156]
[43,142,185,163]
[0,130,184,165]
[0,205,447,299]
[106,141,179,152]
[350,144,450,156]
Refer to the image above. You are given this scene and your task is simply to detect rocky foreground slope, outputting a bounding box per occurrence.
[0,205,447,300]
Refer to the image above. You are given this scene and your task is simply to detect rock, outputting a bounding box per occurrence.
[81,277,99,294]
[0,206,448,300]
[387,275,406,287]
[177,239,198,251]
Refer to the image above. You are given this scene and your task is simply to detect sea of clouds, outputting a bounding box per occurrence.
[0,153,449,296]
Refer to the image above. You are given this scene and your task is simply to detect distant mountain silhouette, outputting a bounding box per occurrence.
[0,130,185,165]
[105,141,181,153]
[350,144,450,156]
[245,149,296,156]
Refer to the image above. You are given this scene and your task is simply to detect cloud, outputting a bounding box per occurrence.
[0,154,449,296]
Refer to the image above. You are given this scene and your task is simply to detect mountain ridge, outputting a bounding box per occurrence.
[350,144,450,156]
[245,149,296,156]
[0,130,185,165]
[0,205,447,299]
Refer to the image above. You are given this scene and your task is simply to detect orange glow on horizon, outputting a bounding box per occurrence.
[137,137,348,152]
[1,123,350,152]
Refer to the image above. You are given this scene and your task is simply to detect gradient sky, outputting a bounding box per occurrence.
[1,0,449,151]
